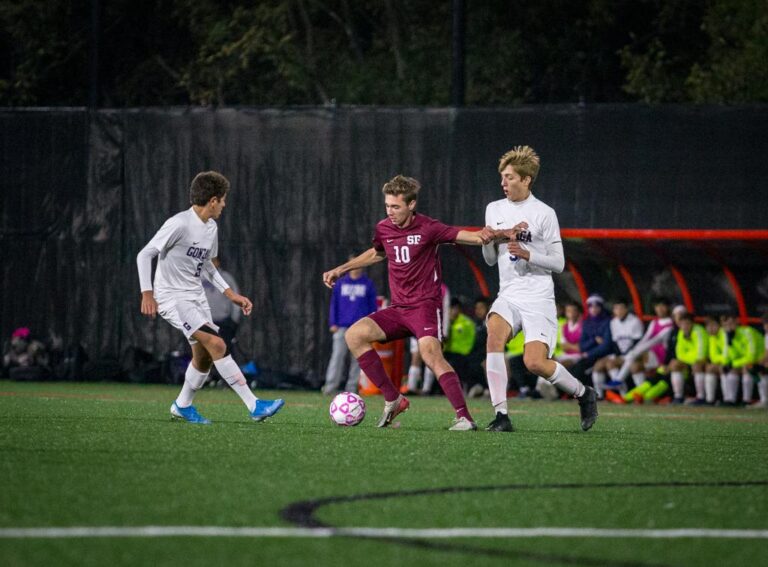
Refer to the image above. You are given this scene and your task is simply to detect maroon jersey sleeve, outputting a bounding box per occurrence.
[372,221,386,252]
[426,218,461,244]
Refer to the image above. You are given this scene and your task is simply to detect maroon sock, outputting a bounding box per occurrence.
[357,349,399,402]
[438,372,472,421]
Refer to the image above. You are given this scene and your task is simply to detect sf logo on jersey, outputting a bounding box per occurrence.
[394,234,421,264]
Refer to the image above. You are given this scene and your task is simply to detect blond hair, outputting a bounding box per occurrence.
[498,146,540,187]
[381,175,421,203]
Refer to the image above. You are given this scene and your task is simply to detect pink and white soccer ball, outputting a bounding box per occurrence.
[329,392,366,426]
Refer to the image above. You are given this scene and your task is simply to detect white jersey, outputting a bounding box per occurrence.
[137,207,229,302]
[610,313,645,355]
[482,194,564,303]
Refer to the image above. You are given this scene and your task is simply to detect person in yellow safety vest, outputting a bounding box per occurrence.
[719,314,765,405]
[505,331,535,397]
[444,298,477,393]
[703,316,728,405]
[668,313,708,405]
[753,313,768,409]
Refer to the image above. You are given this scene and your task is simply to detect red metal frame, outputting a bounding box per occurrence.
[561,229,768,240]
[458,227,764,322]
[453,245,491,298]
[566,260,589,310]
[617,264,645,320]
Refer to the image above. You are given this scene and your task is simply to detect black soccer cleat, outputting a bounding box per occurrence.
[578,386,598,431]
[485,412,515,432]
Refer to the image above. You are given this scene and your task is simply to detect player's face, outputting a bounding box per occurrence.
[500,165,531,201]
[565,304,580,321]
[474,301,489,320]
[210,194,227,219]
[706,319,719,335]
[680,319,693,334]
[612,303,628,319]
[385,194,415,227]
[654,303,669,318]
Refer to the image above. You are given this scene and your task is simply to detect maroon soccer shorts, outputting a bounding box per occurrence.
[367,302,444,341]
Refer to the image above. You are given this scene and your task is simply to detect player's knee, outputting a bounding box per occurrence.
[523,352,547,376]
[486,332,508,353]
[344,326,365,351]
[207,337,227,359]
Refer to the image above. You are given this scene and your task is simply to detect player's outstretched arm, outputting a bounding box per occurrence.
[224,288,253,316]
[495,221,529,243]
[455,226,496,246]
[323,247,384,289]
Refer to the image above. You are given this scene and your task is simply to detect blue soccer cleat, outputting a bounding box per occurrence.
[170,402,211,425]
[250,398,285,422]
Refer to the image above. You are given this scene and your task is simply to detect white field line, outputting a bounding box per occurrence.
[1,526,767,540]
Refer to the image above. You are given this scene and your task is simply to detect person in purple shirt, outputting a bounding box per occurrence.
[321,259,378,395]
[323,175,502,431]
[569,294,613,385]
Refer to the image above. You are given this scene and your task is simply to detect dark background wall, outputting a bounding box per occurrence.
[1,105,766,376]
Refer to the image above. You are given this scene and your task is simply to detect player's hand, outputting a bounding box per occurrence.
[504,221,529,241]
[140,291,158,318]
[506,240,530,260]
[330,325,339,333]
[476,226,496,244]
[323,268,342,289]
[231,294,253,316]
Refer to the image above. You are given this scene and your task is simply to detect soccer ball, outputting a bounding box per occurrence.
[329,392,366,426]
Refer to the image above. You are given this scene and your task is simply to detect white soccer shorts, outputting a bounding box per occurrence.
[489,296,558,357]
[157,297,219,344]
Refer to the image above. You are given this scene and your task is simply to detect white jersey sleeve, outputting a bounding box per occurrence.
[136,216,185,292]
[200,238,230,294]
[482,202,499,266]
[527,210,564,273]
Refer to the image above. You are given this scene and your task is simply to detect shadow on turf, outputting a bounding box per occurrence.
[280,480,768,567]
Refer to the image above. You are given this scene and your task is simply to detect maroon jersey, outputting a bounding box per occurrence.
[372,213,460,307]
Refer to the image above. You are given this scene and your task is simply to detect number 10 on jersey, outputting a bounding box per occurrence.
[393,245,411,263]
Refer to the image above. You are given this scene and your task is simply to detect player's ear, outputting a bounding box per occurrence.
[407,199,417,211]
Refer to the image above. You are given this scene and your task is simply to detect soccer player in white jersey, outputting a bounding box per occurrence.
[482,146,598,432]
[136,171,284,425]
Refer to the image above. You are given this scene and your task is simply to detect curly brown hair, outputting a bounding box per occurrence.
[381,175,421,203]
[190,171,230,206]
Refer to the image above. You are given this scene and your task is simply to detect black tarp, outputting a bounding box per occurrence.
[2,105,767,377]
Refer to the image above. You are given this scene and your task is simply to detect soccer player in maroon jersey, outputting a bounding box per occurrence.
[323,175,501,431]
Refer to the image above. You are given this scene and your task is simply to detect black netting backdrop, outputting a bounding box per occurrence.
[2,105,767,376]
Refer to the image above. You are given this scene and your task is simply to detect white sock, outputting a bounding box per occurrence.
[632,372,646,388]
[548,361,586,398]
[705,373,718,403]
[214,355,257,412]
[407,366,422,391]
[693,373,705,400]
[421,368,435,393]
[592,371,606,398]
[486,352,509,414]
[608,367,619,381]
[758,377,768,404]
[671,371,685,399]
[724,372,739,403]
[175,363,209,408]
[742,374,754,403]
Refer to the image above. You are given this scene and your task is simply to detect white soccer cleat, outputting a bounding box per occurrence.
[449,416,477,431]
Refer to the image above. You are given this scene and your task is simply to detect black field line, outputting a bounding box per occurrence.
[279,479,768,567]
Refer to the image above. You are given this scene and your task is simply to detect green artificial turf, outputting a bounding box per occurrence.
[1,381,766,566]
